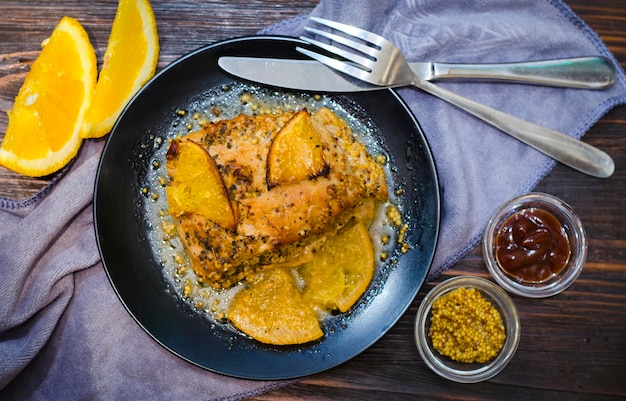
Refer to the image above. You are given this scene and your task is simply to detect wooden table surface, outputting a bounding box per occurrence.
[1,1,625,400]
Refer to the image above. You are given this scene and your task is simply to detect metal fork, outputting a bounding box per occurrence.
[297,17,614,178]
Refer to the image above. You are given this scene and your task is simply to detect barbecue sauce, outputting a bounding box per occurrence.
[495,208,571,283]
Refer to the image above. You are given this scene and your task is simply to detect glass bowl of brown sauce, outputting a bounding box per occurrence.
[415,276,521,383]
[483,192,587,298]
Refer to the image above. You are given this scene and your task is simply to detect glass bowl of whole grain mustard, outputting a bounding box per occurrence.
[415,276,520,383]
[483,192,587,298]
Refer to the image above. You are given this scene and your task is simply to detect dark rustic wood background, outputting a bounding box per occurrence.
[1,1,625,400]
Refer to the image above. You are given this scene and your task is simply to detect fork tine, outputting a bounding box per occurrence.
[303,26,376,58]
[300,32,374,69]
[296,47,372,81]
[309,17,386,48]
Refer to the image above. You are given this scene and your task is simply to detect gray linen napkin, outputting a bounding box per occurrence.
[1,0,625,399]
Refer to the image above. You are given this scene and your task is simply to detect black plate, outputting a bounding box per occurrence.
[94,36,440,380]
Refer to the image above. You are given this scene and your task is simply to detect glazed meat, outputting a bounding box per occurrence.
[166,107,388,287]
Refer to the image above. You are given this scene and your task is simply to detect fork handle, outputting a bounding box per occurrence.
[411,78,615,177]
[422,56,616,89]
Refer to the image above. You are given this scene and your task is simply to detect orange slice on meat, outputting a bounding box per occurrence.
[266,109,328,188]
[165,139,236,230]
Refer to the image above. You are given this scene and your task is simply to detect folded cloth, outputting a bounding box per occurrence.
[1,0,624,399]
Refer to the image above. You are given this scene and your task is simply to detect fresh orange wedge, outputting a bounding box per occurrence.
[82,0,159,138]
[0,16,97,177]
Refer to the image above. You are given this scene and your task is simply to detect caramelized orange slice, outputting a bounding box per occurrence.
[300,222,375,312]
[266,109,328,188]
[165,139,236,230]
[229,267,323,345]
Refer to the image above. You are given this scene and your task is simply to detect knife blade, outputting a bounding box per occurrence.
[218,56,616,92]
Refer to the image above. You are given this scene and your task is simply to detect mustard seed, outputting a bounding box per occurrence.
[428,287,505,363]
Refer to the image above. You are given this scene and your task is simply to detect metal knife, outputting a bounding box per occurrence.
[218,56,616,92]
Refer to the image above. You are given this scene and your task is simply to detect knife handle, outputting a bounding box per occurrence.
[421,56,616,89]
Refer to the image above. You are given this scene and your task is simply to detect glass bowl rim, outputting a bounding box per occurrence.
[482,192,587,298]
[414,275,521,383]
